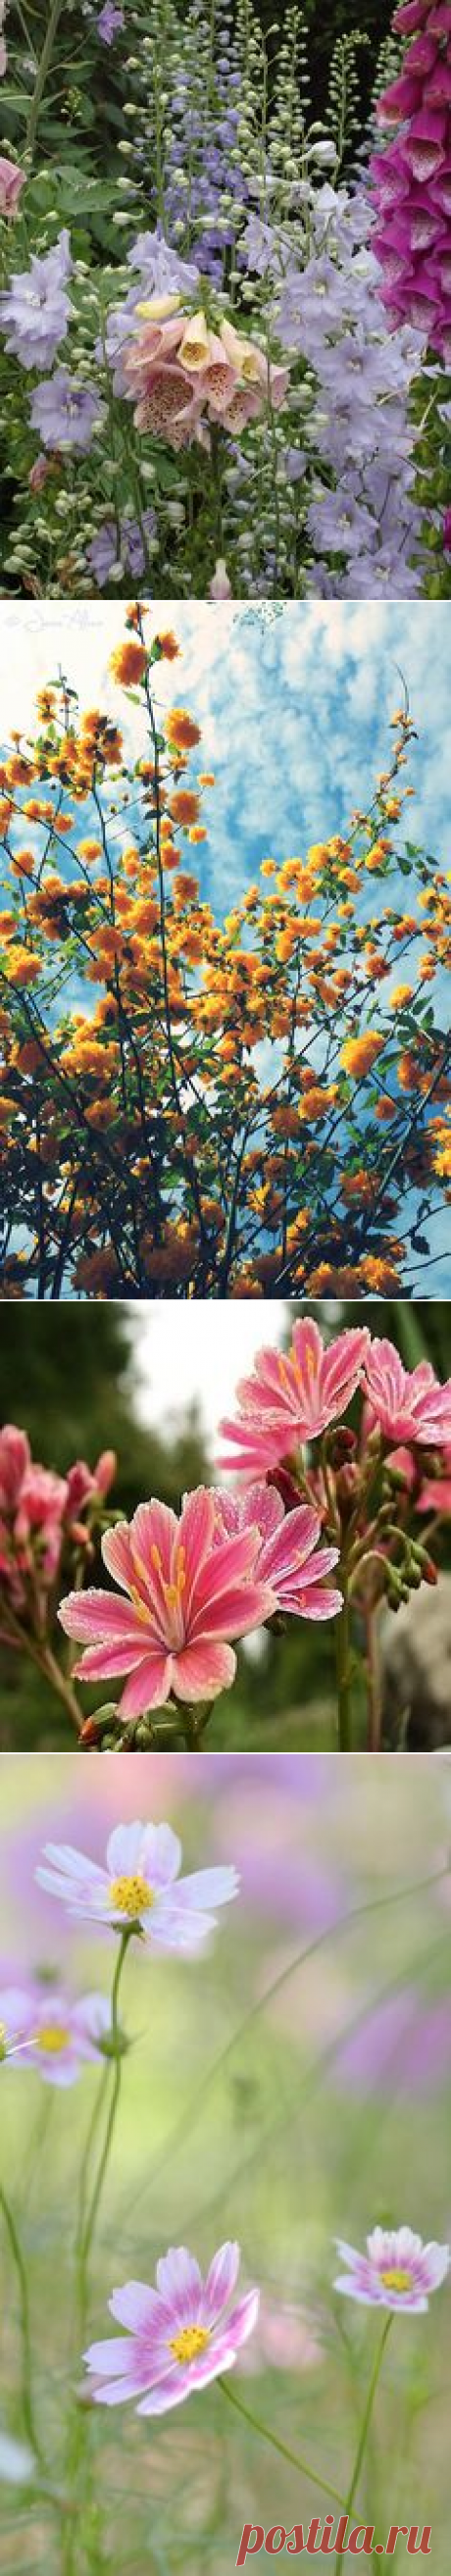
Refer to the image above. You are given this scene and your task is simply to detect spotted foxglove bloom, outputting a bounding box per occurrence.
[371,0,451,366]
[219,1321,370,1476]
[84,2242,259,2412]
[35,1820,238,1952]
[334,2225,449,2312]
[58,1488,275,1716]
[0,1984,112,2085]
[363,1339,451,1445]
[212,1486,342,1622]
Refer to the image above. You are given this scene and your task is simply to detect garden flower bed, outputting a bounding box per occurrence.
[0,0,449,599]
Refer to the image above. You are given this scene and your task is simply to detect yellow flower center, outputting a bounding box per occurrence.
[109,1874,153,1917]
[169,2325,211,2364]
[379,2267,413,2295]
[33,2025,70,2054]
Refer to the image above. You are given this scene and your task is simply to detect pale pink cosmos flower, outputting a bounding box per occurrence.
[0,1982,112,2085]
[219,1320,370,1477]
[35,1818,238,1951]
[0,158,25,220]
[212,1485,342,1621]
[237,2294,325,2377]
[58,1487,274,1717]
[363,1339,451,1447]
[334,2225,449,2312]
[84,2241,259,2412]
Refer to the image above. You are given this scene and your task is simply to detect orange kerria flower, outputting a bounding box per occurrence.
[165,709,201,751]
[10,849,35,879]
[376,1094,397,1122]
[154,631,179,660]
[169,789,200,827]
[340,1033,384,1077]
[7,951,41,986]
[36,688,56,720]
[188,826,207,844]
[53,815,74,835]
[199,773,215,786]
[6,756,34,786]
[109,641,147,686]
[77,840,102,864]
[100,728,123,765]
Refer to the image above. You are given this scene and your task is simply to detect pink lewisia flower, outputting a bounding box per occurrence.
[35,1818,238,1951]
[418,1446,451,1511]
[212,1485,342,1621]
[219,1320,370,1476]
[58,1487,274,1717]
[0,158,25,220]
[363,1339,451,1446]
[334,2225,449,2312]
[84,2241,259,2412]
[0,1425,30,1513]
[0,1983,112,2085]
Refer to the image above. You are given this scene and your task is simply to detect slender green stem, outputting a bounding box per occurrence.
[25,0,65,163]
[64,1937,132,2576]
[335,2317,393,2569]
[76,1931,131,2332]
[36,1641,83,1736]
[0,2182,44,2466]
[220,2375,352,2515]
[335,1578,352,1750]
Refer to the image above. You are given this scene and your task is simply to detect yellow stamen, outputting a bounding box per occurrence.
[109,1874,153,1917]
[130,1588,153,1625]
[379,2267,413,2295]
[33,2025,70,2054]
[169,2325,211,2363]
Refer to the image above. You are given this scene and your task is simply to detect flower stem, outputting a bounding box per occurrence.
[0,2182,44,2466]
[76,1931,131,2328]
[25,0,65,164]
[335,2316,393,2569]
[36,1641,84,1736]
[364,1603,382,1753]
[334,1579,352,1750]
[219,2374,351,2514]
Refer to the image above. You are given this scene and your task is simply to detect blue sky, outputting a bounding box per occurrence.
[1,599,451,919]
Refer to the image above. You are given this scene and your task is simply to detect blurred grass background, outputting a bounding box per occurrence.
[1,1301,451,1752]
[0,1752,450,2571]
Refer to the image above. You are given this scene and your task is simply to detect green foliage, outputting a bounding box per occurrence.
[0,1306,208,1749]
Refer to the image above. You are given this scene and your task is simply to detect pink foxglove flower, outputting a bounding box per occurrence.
[363,1339,451,1445]
[124,301,289,453]
[219,1321,370,1476]
[35,1818,238,1951]
[58,1487,274,1717]
[209,558,231,598]
[372,0,451,364]
[84,2242,259,2411]
[212,1485,342,1621]
[0,1983,112,2085]
[334,2225,449,2312]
